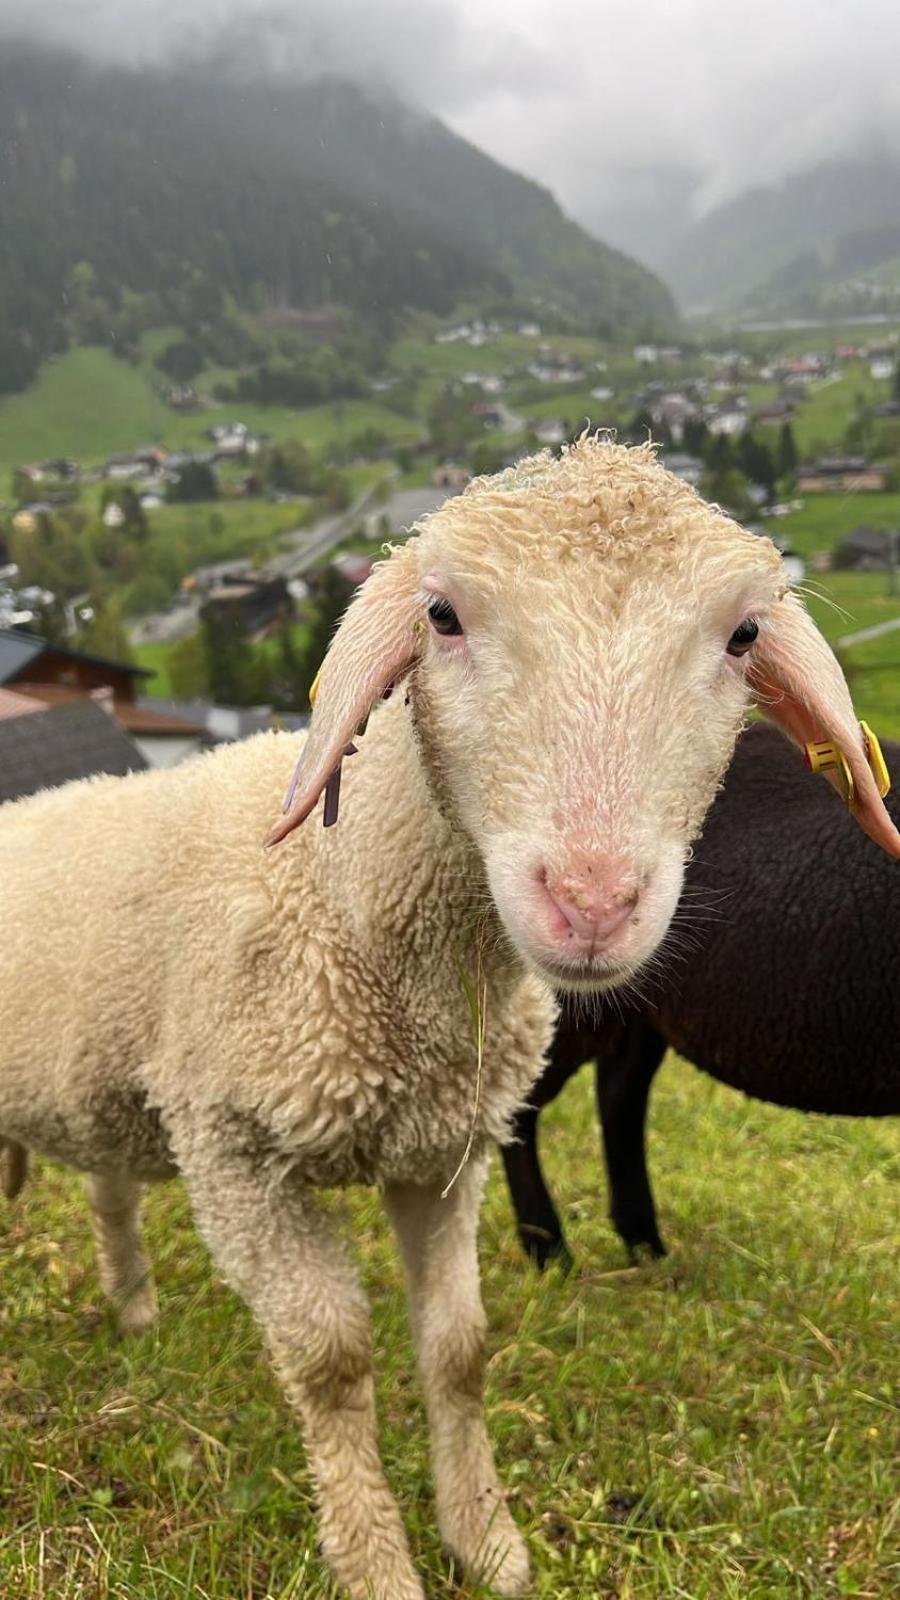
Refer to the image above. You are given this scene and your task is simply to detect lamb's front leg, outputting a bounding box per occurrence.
[179,1143,423,1600]
[384,1160,531,1596]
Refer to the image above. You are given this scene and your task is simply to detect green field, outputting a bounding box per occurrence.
[786,363,891,456]
[763,493,900,558]
[0,1065,896,1599]
[0,347,423,482]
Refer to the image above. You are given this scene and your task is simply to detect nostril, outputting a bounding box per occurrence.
[538,862,642,949]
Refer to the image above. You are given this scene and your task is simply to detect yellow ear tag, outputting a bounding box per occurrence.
[803,738,854,806]
[309,666,323,708]
[860,721,891,798]
[803,722,891,808]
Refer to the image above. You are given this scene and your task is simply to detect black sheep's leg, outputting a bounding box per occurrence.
[596,1022,667,1258]
[501,1107,574,1272]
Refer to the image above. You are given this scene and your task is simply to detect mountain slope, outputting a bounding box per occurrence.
[264,78,677,336]
[0,43,675,396]
[661,156,900,313]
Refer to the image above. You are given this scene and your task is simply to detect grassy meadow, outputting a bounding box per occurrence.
[0,1065,897,1599]
[0,346,422,477]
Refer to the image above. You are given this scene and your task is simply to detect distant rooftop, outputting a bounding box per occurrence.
[0,628,153,686]
[0,698,147,807]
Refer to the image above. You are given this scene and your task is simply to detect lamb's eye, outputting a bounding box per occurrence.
[428,596,463,637]
[727,618,759,657]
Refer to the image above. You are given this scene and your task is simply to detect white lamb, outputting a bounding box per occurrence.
[1,438,896,1600]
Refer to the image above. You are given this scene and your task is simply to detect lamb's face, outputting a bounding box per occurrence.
[415,520,783,993]
[268,439,900,987]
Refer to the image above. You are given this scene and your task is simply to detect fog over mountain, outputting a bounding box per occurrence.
[2,1,899,264]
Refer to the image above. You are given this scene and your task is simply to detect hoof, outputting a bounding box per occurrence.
[521,1231,574,1274]
[115,1279,159,1336]
[442,1495,531,1596]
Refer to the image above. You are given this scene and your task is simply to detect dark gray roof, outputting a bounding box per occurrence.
[0,699,147,806]
[840,525,893,553]
[0,630,44,684]
[0,628,153,684]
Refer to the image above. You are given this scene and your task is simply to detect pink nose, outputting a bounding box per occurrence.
[541,866,640,950]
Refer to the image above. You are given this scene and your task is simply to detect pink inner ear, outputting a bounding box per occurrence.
[266,646,419,847]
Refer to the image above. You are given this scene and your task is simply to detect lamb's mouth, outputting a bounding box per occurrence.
[530,951,636,994]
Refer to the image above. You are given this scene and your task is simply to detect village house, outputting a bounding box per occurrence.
[0,690,148,805]
[432,462,470,491]
[649,391,700,440]
[706,401,747,437]
[833,525,900,571]
[663,452,704,487]
[11,504,55,534]
[199,572,293,637]
[754,398,795,424]
[471,401,506,429]
[0,628,207,768]
[533,418,567,446]
[796,456,890,494]
[209,422,265,458]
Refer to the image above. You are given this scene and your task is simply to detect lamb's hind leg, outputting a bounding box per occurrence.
[86,1171,158,1335]
[385,1160,531,1597]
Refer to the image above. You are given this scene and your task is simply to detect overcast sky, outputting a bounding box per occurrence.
[2,0,899,258]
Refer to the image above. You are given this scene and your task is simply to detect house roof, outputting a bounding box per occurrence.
[0,698,147,806]
[0,687,45,722]
[0,629,45,684]
[10,681,206,737]
[0,628,153,685]
[839,525,894,554]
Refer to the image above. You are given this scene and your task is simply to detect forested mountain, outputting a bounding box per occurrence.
[0,42,675,395]
[660,156,900,313]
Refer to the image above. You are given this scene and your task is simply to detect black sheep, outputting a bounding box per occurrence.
[502,723,900,1268]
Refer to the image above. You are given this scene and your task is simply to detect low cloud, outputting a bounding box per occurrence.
[2,0,898,256]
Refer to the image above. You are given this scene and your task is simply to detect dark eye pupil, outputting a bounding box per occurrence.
[727,618,759,656]
[428,597,463,636]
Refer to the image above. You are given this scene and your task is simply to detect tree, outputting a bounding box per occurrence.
[156,338,205,383]
[776,421,798,482]
[704,466,754,521]
[894,360,900,404]
[100,484,147,540]
[704,432,734,472]
[202,614,270,706]
[167,461,218,503]
[266,440,315,495]
[275,566,354,710]
[168,632,209,698]
[682,416,708,457]
[736,432,777,496]
[78,597,133,664]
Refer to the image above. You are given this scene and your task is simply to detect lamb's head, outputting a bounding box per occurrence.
[268,437,900,992]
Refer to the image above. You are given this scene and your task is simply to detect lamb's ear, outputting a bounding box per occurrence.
[266,545,423,845]
[748,590,900,857]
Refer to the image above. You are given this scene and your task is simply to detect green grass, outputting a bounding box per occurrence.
[763,493,900,558]
[1,1066,897,1598]
[131,640,175,694]
[0,347,423,483]
[0,348,181,470]
[786,364,891,456]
